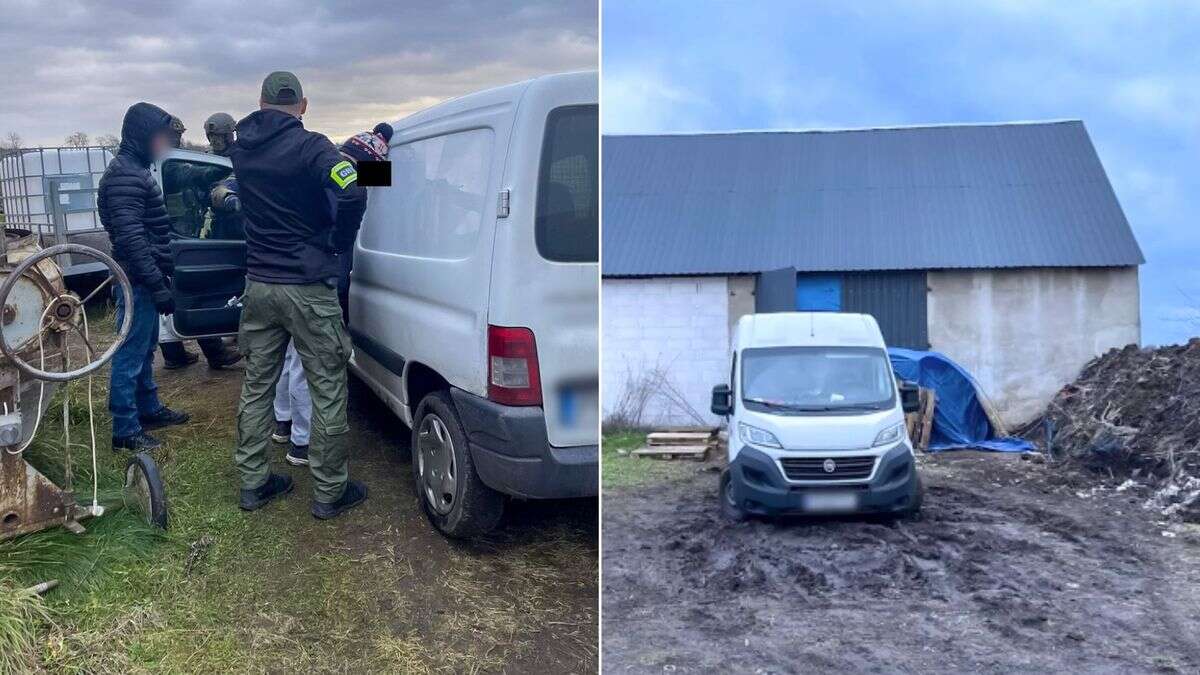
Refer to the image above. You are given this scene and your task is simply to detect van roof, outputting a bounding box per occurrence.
[391,71,596,133]
[735,312,886,350]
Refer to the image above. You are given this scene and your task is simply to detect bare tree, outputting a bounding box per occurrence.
[64,131,90,148]
[2,131,20,150]
[95,133,119,148]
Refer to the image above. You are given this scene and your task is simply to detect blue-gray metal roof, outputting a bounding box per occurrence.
[602,120,1144,276]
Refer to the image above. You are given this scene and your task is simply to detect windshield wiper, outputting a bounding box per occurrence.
[744,398,808,411]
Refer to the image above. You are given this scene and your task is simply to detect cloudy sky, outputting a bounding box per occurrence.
[0,0,596,145]
[604,0,1200,347]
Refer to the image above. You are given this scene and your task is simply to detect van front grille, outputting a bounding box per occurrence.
[780,456,875,481]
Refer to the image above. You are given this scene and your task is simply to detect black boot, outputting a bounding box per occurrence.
[239,473,294,511]
[271,420,292,443]
[113,432,162,452]
[160,345,198,367]
[139,406,190,431]
[311,480,368,520]
[200,338,243,370]
[285,443,309,466]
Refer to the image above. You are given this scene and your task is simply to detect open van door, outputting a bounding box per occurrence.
[152,149,245,339]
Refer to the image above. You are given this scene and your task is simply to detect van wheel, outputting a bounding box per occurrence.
[719,469,748,523]
[412,391,504,538]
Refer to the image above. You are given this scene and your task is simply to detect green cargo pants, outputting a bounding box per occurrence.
[235,280,353,503]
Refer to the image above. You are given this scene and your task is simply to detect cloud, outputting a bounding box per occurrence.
[0,0,596,145]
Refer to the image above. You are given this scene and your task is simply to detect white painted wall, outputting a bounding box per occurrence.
[602,277,731,427]
[928,266,1140,427]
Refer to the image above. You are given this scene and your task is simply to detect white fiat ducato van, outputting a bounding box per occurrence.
[157,72,599,539]
[710,312,923,521]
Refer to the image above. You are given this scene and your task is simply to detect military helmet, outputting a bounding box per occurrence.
[167,116,186,148]
[204,112,236,136]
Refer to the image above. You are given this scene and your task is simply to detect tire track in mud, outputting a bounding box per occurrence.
[602,455,1200,673]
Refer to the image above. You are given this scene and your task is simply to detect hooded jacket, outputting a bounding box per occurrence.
[229,109,367,285]
[97,102,175,301]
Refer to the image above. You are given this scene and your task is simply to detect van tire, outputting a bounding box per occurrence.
[411,391,504,538]
[719,469,748,523]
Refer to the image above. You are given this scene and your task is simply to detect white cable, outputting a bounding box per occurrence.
[8,301,54,454]
[81,304,101,514]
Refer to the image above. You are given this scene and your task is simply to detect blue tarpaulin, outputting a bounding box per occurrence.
[888,348,1034,452]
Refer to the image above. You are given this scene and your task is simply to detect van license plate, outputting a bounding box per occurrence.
[804,491,858,512]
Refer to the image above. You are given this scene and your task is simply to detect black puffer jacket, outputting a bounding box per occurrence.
[97,102,174,301]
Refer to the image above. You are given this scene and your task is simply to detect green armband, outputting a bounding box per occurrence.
[330,160,358,189]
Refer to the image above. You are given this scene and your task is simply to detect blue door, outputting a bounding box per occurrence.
[795,274,842,311]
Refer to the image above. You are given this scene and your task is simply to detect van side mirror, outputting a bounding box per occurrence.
[899,381,920,414]
[711,384,732,416]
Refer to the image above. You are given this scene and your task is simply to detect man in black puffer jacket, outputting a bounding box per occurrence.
[97,102,191,451]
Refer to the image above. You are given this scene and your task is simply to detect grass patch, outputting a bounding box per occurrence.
[602,430,702,490]
[0,580,51,673]
[0,301,596,672]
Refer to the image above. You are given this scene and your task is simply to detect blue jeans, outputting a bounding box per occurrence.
[109,285,164,438]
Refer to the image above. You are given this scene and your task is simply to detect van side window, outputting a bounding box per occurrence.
[535,105,598,263]
[161,159,233,239]
[359,128,493,259]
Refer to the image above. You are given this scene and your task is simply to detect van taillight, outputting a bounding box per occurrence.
[487,325,542,406]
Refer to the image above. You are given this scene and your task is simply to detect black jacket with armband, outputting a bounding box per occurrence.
[228,109,367,286]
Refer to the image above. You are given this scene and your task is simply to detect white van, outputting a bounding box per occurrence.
[348,71,599,537]
[710,312,922,520]
[154,71,599,538]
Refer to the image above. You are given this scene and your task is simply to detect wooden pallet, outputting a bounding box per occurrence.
[635,428,718,461]
[646,430,716,446]
[632,445,710,461]
[905,388,937,452]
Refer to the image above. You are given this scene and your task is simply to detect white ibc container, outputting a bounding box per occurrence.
[0,147,114,232]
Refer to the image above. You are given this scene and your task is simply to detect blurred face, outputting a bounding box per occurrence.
[150,131,173,159]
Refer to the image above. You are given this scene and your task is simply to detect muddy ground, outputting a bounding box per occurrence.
[602,452,1200,674]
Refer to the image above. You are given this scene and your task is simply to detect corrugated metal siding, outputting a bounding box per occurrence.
[841,271,928,349]
[602,121,1144,276]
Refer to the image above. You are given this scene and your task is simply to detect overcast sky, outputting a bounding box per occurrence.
[0,0,596,145]
[604,0,1200,347]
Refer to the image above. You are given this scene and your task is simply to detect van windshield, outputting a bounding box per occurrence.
[741,346,896,413]
[535,104,598,262]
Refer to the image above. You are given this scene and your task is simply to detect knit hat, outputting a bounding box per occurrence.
[340,123,393,163]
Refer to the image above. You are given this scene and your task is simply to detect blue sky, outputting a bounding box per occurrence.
[602,0,1200,346]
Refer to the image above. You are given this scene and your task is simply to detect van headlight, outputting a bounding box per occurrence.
[738,422,782,449]
[873,422,905,447]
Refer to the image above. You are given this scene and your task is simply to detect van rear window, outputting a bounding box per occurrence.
[536,105,598,263]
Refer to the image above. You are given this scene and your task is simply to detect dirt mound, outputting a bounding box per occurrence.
[1023,340,1200,521]
[1027,340,1200,480]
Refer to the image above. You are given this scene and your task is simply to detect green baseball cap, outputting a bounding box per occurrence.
[261,71,303,105]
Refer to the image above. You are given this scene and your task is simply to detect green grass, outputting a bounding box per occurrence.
[602,430,705,490]
[0,302,597,673]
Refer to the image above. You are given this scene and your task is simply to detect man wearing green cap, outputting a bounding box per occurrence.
[227,70,369,519]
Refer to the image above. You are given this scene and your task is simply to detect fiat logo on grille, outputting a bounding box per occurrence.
[823,459,837,473]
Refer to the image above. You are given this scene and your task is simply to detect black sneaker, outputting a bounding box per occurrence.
[239,473,294,511]
[271,420,292,443]
[163,352,200,370]
[285,443,309,466]
[139,407,190,431]
[112,432,162,452]
[311,480,368,520]
[207,350,244,370]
